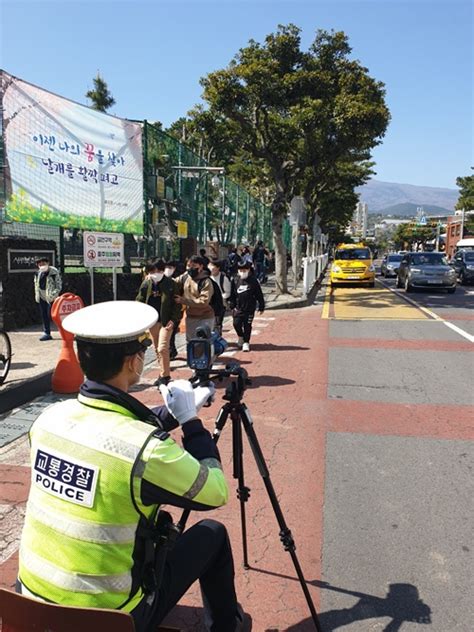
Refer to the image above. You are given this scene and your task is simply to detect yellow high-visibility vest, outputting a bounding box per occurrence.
[19,394,228,610]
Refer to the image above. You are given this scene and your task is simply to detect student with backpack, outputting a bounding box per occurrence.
[226,246,241,276]
[208,259,231,335]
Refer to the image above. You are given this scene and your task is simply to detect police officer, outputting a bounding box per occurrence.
[17,301,249,631]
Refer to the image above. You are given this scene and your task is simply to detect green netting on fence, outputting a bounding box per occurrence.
[144,123,289,253]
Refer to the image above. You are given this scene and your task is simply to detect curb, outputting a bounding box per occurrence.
[266,271,326,310]
[0,371,53,415]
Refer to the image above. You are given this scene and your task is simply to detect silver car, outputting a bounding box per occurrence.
[380,253,403,277]
[397,252,457,293]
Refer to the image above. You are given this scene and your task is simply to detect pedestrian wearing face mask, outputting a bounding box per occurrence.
[208,259,232,335]
[136,260,181,386]
[228,261,265,352]
[34,257,62,341]
[175,255,215,341]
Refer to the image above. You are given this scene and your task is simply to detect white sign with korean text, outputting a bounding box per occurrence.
[2,70,144,234]
[83,231,124,268]
[33,447,99,508]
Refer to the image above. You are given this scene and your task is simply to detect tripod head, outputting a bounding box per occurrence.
[189,362,251,404]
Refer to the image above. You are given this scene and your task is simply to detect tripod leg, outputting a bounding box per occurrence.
[231,408,250,569]
[239,404,323,632]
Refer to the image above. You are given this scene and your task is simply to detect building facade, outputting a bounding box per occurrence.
[350,202,368,239]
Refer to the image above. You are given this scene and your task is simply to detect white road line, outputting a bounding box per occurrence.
[254,317,275,321]
[377,279,474,343]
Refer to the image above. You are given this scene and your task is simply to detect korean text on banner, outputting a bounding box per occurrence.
[1,71,144,234]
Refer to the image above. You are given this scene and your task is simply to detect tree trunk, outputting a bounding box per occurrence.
[271,198,288,294]
[291,222,299,291]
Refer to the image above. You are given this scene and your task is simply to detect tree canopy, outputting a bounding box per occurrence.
[392,223,435,251]
[455,173,474,211]
[169,25,390,291]
[86,73,116,112]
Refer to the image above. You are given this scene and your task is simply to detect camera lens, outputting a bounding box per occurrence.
[196,325,211,339]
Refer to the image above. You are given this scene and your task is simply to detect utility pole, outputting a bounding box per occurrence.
[435,221,441,252]
[460,208,465,238]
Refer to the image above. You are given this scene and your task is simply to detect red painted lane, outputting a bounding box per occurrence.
[0,465,30,503]
[327,399,474,440]
[330,337,473,352]
[0,552,19,590]
[437,312,474,321]
[137,309,331,630]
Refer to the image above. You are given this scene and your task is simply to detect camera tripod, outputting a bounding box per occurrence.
[180,364,323,631]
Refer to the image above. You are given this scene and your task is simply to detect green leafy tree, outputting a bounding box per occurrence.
[392,224,435,251]
[455,173,474,210]
[86,73,116,112]
[196,25,389,292]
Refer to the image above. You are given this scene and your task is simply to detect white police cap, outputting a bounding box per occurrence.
[62,301,158,345]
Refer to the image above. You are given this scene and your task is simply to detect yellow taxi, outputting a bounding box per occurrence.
[330,243,376,287]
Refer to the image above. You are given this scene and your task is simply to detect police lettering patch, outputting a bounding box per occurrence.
[33,448,99,508]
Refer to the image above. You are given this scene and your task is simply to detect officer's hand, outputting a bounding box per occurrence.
[194,383,216,411]
[159,379,197,425]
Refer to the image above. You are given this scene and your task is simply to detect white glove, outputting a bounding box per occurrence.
[194,382,216,412]
[159,379,197,425]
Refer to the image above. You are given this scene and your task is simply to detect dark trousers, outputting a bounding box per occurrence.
[233,311,254,343]
[39,299,51,335]
[255,261,266,282]
[214,309,226,335]
[132,519,238,632]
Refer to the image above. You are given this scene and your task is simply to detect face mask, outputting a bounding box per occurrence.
[164,268,175,277]
[187,267,199,279]
[150,272,164,283]
[133,354,145,379]
[38,265,49,273]
[238,271,249,280]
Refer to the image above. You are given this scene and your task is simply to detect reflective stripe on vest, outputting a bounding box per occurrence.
[21,546,132,594]
[27,497,137,544]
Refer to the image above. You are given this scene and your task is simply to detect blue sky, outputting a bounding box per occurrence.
[1,0,472,190]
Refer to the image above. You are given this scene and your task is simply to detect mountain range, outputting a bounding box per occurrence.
[356,179,458,215]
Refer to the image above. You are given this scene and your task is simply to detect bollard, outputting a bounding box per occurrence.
[51,294,85,393]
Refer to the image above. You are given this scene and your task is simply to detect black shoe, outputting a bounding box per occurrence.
[39,334,53,341]
[154,376,171,387]
[170,349,178,360]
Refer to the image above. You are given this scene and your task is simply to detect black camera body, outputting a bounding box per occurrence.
[187,325,227,372]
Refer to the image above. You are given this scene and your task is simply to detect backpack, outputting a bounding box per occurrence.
[198,277,224,316]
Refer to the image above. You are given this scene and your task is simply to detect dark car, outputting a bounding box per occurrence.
[380,253,403,277]
[397,252,457,293]
[451,249,474,285]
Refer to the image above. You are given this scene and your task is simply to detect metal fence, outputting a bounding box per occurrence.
[143,123,284,258]
[0,115,290,265]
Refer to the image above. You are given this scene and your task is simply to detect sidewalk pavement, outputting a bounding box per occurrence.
[0,272,315,417]
[0,298,327,630]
